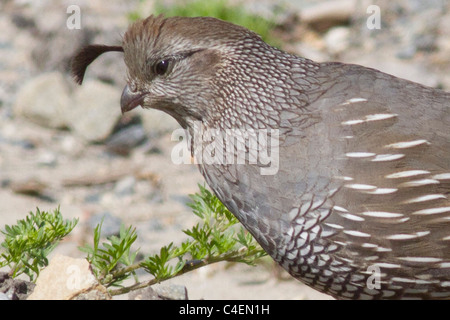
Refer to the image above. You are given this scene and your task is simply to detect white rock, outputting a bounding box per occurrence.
[36,151,57,166]
[58,135,86,157]
[28,254,109,300]
[114,175,136,196]
[0,292,9,300]
[325,26,351,55]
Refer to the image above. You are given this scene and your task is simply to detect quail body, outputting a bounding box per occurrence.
[72,15,450,299]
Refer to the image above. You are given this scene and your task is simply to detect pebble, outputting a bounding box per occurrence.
[114,175,136,197]
[36,151,57,167]
[84,192,101,204]
[58,135,85,157]
[324,26,350,55]
[153,284,189,300]
[88,211,123,237]
[0,292,9,300]
[106,124,147,155]
[0,272,35,300]
[297,0,355,31]
[128,284,188,300]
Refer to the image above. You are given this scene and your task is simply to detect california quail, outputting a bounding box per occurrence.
[71,15,450,300]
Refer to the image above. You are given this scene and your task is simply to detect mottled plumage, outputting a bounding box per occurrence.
[72,15,450,299]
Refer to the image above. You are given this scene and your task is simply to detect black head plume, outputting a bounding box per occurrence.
[71,44,123,84]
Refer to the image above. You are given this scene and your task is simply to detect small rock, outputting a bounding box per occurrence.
[129,284,188,300]
[0,179,10,188]
[14,138,36,150]
[84,192,101,203]
[413,33,437,52]
[324,26,350,55]
[13,72,71,129]
[36,151,57,167]
[10,13,36,30]
[128,287,162,300]
[88,211,122,237]
[0,293,9,300]
[299,0,355,32]
[27,254,110,300]
[71,285,111,300]
[69,80,122,142]
[0,272,35,300]
[58,135,85,157]
[147,219,164,232]
[114,175,136,197]
[153,284,189,300]
[396,45,417,60]
[10,178,48,197]
[106,124,147,156]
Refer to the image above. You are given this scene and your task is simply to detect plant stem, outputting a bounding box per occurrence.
[108,248,249,296]
[108,262,142,282]
[108,259,208,296]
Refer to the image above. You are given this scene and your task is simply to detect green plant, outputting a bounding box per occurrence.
[79,222,139,287]
[81,185,266,296]
[128,0,280,46]
[0,207,78,281]
[0,185,267,297]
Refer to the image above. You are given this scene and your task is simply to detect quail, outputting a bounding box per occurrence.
[71,15,450,299]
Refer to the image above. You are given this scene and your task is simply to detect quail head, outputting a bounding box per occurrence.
[72,15,450,300]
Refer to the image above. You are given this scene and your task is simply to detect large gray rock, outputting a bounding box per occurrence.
[13,72,71,129]
[70,80,122,142]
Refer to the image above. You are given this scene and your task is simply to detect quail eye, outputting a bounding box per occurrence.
[154,59,170,76]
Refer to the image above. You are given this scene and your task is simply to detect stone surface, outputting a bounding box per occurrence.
[128,284,188,300]
[324,26,350,55]
[69,80,122,142]
[27,254,109,300]
[0,272,35,300]
[13,72,71,129]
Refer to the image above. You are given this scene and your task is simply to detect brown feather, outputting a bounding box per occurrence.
[70,44,123,84]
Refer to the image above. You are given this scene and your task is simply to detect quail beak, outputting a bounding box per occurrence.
[120,84,146,114]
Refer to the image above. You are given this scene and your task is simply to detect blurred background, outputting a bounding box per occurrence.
[0,0,449,299]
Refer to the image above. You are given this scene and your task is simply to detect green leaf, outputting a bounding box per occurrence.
[79,221,138,286]
[0,207,78,281]
[83,184,268,296]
